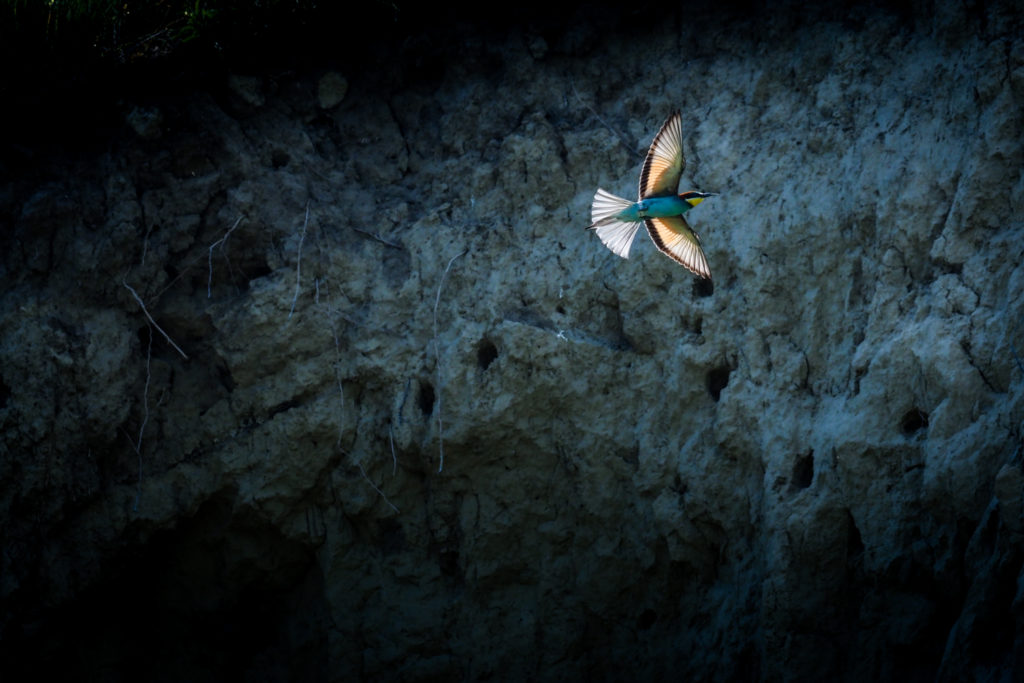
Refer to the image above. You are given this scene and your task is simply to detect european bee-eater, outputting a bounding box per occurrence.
[588,111,716,279]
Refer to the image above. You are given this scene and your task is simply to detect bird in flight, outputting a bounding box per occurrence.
[588,111,716,279]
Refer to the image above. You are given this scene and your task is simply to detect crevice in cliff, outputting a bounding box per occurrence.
[418,380,436,417]
[960,337,1001,394]
[477,338,499,371]
[900,408,930,436]
[790,450,815,491]
[706,364,733,402]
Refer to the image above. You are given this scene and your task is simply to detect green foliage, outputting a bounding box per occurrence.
[178,0,217,44]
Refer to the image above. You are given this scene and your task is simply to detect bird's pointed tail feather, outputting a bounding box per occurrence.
[588,189,643,259]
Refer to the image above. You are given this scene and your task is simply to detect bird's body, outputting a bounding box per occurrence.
[588,111,716,279]
[613,195,694,222]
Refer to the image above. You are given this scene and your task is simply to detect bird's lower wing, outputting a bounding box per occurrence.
[590,188,643,258]
[644,216,711,279]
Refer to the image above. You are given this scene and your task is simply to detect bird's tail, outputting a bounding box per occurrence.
[588,189,643,259]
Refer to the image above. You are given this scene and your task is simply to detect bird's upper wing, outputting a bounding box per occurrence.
[644,215,711,279]
[638,111,684,199]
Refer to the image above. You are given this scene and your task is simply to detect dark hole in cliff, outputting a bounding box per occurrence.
[900,408,929,435]
[791,451,814,490]
[438,546,461,580]
[418,381,435,416]
[706,365,731,402]
[216,359,237,392]
[477,339,498,370]
[267,398,301,420]
[271,149,290,168]
[246,261,273,284]
[846,509,864,560]
[378,518,407,556]
[636,608,657,630]
[0,376,8,409]
[693,277,714,298]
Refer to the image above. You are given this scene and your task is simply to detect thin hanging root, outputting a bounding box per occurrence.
[389,424,397,476]
[357,462,399,513]
[433,250,466,473]
[207,215,245,298]
[122,280,189,360]
[132,326,153,512]
[288,202,310,320]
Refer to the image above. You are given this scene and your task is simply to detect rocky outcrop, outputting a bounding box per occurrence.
[2,2,1023,680]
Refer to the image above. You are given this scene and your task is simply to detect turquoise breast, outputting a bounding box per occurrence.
[620,195,689,221]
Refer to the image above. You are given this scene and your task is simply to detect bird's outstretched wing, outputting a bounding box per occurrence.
[644,215,711,279]
[589,188,644,258]
[638,111,684,199]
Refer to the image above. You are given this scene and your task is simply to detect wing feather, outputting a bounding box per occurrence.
[644,215,711,279]
[639,112,684,199]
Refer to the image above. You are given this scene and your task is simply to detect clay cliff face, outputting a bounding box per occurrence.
[2,2,1023,680]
